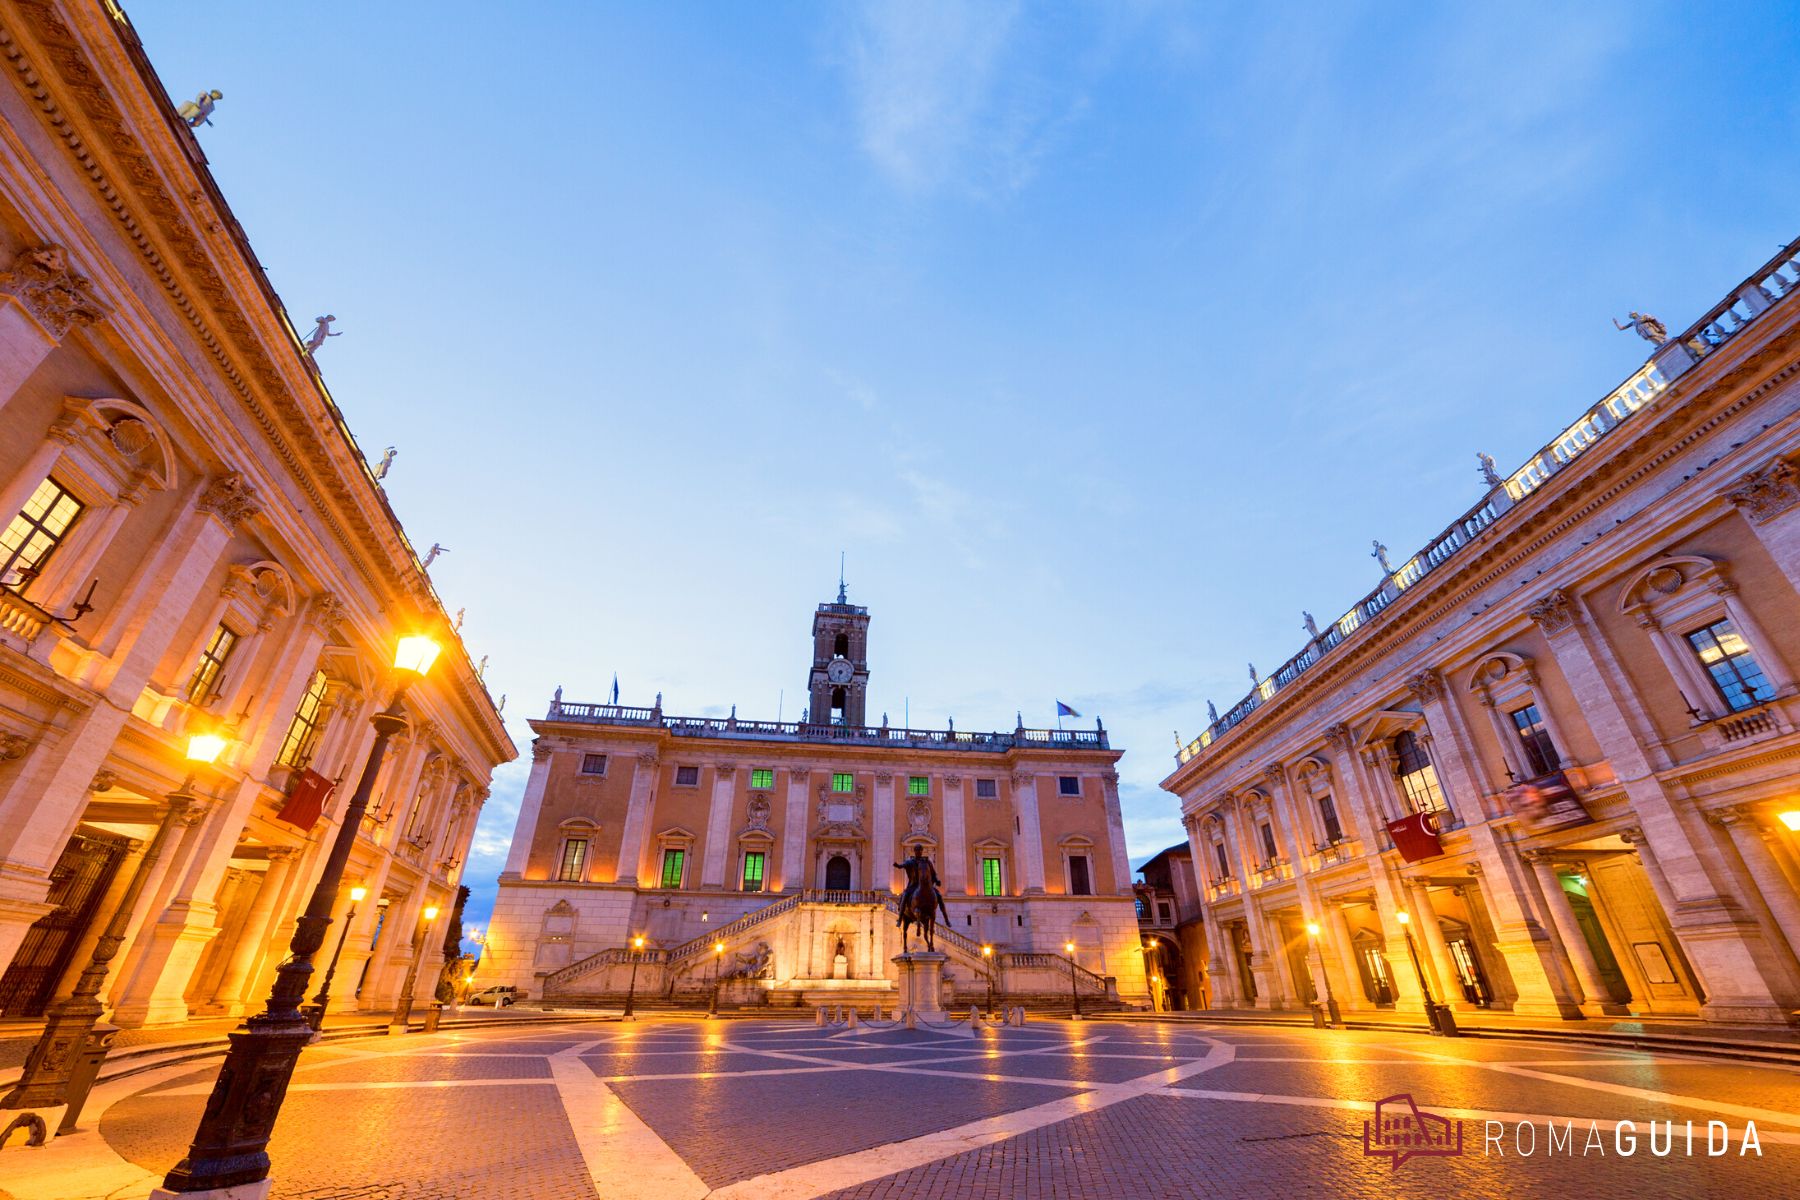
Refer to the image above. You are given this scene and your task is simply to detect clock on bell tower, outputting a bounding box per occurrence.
[807,580,870,727]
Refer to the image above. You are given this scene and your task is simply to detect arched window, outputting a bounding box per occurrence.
[830,687,847,723]
[834,633,850,657]
[1393,731,1446,814]
[825,855,852,890]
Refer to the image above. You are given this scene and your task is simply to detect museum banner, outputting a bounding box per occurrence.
[1386,810,1445,863]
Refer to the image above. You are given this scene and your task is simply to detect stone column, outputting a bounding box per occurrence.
[109,801,216,1025]
[615,752,658,886]
[1528,589,1798,1021]
[1522,850,1615,1015]
[1404,879,1466,1009]
[873,772,897,892]
[209,847,303,1015]
[501,742,554,877]
[1222,800,1279,1006]
[0,403,83,532]
[1709,809,1800,966]
[1724,456,1800,598]
[1010,773,1047,894]
[1321,725,1373,848]
[1266,766,1341,1007]
[1099,769,1133,895]
[1183,814,1232,1007]
[699,764,738,889]
[1477,693,1532,783]
[940,775,967,893]
[777,768,809,893]
[0,242,108,413]
[1325,901,1365,1010]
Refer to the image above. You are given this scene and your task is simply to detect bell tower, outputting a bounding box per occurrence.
[807,577,870,727]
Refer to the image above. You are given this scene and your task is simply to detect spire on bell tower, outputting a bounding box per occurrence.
[808,576,870,728]
[837,551,847,604]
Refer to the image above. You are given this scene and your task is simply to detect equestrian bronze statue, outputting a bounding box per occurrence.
[894,847,952,953]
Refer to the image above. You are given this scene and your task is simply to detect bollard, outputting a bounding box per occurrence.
[423,1002,443,1034]
[57,1023,119,1135]
[1433,1002,1460,1037]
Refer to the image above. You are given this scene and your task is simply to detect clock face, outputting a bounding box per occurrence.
[826,658,854,685]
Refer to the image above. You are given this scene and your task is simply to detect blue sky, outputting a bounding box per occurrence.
[126,1,1800,934]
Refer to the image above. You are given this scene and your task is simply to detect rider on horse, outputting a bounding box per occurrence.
[894,847,951,949]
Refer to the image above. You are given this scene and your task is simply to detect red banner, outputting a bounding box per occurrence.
[276,768,335,831]
[1386,810,1445,863]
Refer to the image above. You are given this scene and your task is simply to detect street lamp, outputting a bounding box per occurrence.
[623,935,646,1019]
[302,885,366,1032]
[708,941,724,1016]
[981,944,996,1017]
[390,904,440,1034]
[1065,941,1082,1020]
[1,733,226,1130]
[1394,910,1444,1035]
[159,633,440,1195]
[1778,809,1800,832]
[1305,921,1342,1027]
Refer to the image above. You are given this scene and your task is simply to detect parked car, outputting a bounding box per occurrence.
[466,985,518,1007]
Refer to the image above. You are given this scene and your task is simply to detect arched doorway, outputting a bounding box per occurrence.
[825,855,851,891]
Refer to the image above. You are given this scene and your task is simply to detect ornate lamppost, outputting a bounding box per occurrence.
[1394,910,1447,1035]
[1,733,226,1133]
[980,944,996,1018]
[302,885,366,1032]
[1305,922,1342,1027]
[155,634,441,1197]
[1064,941,1082,1020]
[708,941,724,1016]
[389,903,440,1034]
[622,935,646,1019]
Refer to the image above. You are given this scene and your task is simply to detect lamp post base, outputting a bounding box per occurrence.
[150,1181,271,1200]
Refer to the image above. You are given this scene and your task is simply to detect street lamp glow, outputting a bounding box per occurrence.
[349,886,367,903]
[1395,910,1411,925]
[1064,941,1076,954]
[714,942,724,954]
[632,936,645,950]
[423,905,439,921]
[1779,810,1800,832]
[185,731,228,764]
[981,944,993,957]
[393,635,441,677]
[1306,922,1321,937]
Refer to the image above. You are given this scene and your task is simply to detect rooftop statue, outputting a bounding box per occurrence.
[301,314,341,355]
[1207,700,1219,725]
[1371,539,1392,573]
[422,543,448,568]
[1477,451,1504,488]
[1612,311,1669,345]
[176,89,221,128]
[1302,611,1319,640]
[374,446,397,480]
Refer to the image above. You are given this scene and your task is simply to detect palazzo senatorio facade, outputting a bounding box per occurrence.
[483,593,1148,1010]
[1165,236,1800,1026]
[0,2,513,1027]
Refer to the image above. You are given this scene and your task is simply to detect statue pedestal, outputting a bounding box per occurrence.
[832,954,849,981]
[892,951,948,1017]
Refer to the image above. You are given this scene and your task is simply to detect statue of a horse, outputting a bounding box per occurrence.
[896,858,951,953]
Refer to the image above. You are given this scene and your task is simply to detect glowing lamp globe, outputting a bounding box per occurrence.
[185,731,228,765]
[350,886,368,903]
[423,905,440,921]
[393,635,441,677]
[1395,911,1410,925]
[1780,810,1800,832]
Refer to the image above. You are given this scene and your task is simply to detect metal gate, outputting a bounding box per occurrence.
[0,831,129,1017]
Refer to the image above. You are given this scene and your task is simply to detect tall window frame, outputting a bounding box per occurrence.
[0,475,83,592]
[1393,730,1447,815]
[185,622,240,706]
[274,669,331,769]
[1686,618,1776,713]
[557,838,589,882]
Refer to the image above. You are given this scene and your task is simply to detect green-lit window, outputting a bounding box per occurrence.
[981,857,1003,897]
[832,772,854,793]
[0,476,83,592]
[185,623,240,705]
[275,670,330,768]
[741,851,765,892]
[907,776,930,796]
[751,768,774,789]
[659,848,685,889]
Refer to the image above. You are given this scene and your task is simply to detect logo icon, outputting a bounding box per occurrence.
[1363,1093,1464,1169]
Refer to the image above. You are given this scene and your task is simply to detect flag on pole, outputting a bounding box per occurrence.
[611,673,620,705]
[1055,700,1081,719]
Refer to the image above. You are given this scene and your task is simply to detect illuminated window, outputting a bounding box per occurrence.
[975,778,998,798]
[275,670,330,768]
[580,753,607,776]
[907,776,930,796]
[741,851,765,892]
[751,768,774,789]
[1058,775,1081,796]
[832,772,854,793]
[1687,618,1776,713]
[1258,822,1278,863]
[981,857,1004,897]
[1068,855,1092,896]
[0,476,83,592]
[557,839,588,882]
[1509,705,1559,777]
[659,848,685,889]
[675,765,699,786]
[1393,730,1447,814]
[185,623,239,705]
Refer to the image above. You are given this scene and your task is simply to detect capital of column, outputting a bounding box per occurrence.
[790,766,810,782]
[195,471,263,529]
[1723,457,1800,524]
[874,771,893,784]
[944,774,962,789]
[716,764,738,779]
[1525,588,1580,634]
[0,242,110,338]
[264,845,304,864]
[636,752,659,770]
[1404,669,1445,703]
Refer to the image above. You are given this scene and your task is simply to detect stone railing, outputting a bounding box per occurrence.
[1003,952,1109,994]
[545,945,668,991]
[1207,876,1241,900]
[1712,705,1782,743]
[547,703,1110,753]
[664,892,805,966]
[1178,236,1800,767]
[0,589,51,643]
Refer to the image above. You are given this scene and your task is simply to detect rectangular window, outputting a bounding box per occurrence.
[0,476,83,591]
[907,775,930,796]
[557,839,588,882]
[1394,731,1447,814]
[1316,794,1343,844]
[981,857,1004,897]
[1258,822,1278,863]
[1687,618,1777,713]
[741,851,765,892]
[1508,704,1559,777]
[659,848,685,889]
[185,623,239,705]
[1213,842,1230,880]
[674,765,699,786]
[1058,775,1082,796]
[1069,855,1092,896]
[751,768,774,789]
[580,753,608,776]
[1157,901,1173,923]
[832,772,854,793]
[975,778,998,799]
[275,670,330,768]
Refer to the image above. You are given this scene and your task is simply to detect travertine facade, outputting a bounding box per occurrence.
[1165,238,1800,1026]
[0,2,513,1026]
[485,594,1147,1009]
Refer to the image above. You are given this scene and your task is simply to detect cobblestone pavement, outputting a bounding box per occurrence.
[4,1017,1799,1199]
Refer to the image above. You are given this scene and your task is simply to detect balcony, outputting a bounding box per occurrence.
[1207,876,1241,901]
[0,588,52,645]
[1251,857,1294,889]
[547,700,1110,753]
[1310,837,1361,870]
